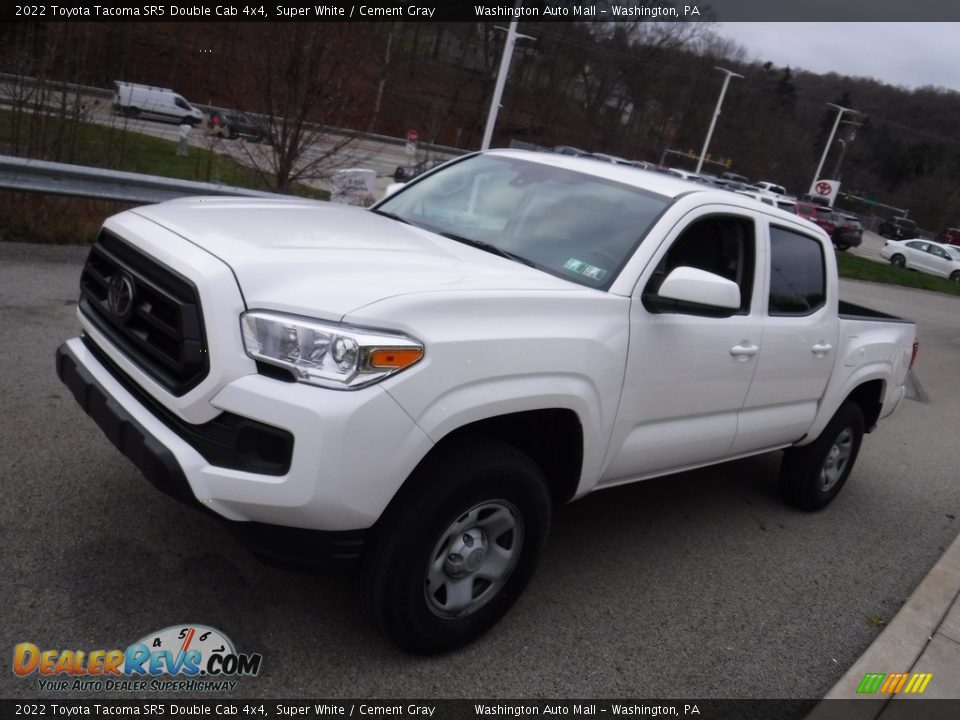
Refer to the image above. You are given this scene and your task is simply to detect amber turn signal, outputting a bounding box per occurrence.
[368,348,423,369]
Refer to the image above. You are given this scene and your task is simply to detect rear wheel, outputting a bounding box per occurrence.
[780,402,864,511]
[361,437,551,654]
[121,106,140,118]
[890,254,906,268]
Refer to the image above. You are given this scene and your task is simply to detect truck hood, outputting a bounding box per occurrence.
[132,197,582,318]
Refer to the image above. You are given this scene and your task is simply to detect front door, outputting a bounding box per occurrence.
[601,208,764,483]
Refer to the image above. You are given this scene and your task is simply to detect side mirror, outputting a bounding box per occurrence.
[646,266,741,316]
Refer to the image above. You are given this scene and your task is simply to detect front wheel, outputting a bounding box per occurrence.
[950,271,960,283]
[361,437,551,654]
[780,401,864,511]
[890,254,906,268]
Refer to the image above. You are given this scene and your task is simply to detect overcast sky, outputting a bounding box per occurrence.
[714,23,960,93]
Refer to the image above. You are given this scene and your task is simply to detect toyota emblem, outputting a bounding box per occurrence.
[107,272,136,321]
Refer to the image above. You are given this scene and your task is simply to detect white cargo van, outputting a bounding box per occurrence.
[113,82,203,125]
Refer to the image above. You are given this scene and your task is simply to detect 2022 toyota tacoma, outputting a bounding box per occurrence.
[57,150,918,654]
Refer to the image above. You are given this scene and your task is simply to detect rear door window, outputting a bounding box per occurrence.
[768,226,826,316]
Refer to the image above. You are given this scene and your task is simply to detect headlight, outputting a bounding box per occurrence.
[241,311,423,390]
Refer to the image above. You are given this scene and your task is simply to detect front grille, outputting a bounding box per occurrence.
[79,230,208,396]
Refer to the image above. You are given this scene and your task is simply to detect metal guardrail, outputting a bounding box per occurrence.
[1,72,469,159]
[0,154,288,204]
[0,72,113,101]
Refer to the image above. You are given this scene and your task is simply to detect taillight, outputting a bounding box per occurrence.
[910,339,920,369]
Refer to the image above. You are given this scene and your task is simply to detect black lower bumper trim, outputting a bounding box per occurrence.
[57,341,195,505]
[223,522,365,570]
[55,341,365,568]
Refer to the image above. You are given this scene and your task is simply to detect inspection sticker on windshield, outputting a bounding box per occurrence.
[564,258,607,281]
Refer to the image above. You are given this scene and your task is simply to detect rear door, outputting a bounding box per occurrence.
[731,223,838,454]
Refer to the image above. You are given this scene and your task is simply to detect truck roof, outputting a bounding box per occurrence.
[486,150,809,230]
[487,149,730,201]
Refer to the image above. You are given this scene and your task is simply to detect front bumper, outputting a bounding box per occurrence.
[56,336,434,560]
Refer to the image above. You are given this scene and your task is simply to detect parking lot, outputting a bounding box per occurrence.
[1,240,958,703]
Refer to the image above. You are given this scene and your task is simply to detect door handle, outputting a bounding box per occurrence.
[730,342,759,360]
[812,342,833,356]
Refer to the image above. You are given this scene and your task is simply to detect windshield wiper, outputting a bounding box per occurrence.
[436,231,536,268]
[372,211,536,268]
[370,208,414,226]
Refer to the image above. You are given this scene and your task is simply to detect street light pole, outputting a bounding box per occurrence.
[831,139,847,181]
[695,67,743,175]
[481,8,535,151]
[812,103,855,188]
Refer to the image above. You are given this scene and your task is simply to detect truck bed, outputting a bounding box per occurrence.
[838,300,913,324]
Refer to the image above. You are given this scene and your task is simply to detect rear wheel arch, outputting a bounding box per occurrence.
[844,379,885,432]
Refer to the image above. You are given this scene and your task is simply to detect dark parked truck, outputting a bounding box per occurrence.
[878,216,919,240]
[58,150,918,654]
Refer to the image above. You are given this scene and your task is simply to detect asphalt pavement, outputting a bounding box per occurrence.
[1,241,959,706]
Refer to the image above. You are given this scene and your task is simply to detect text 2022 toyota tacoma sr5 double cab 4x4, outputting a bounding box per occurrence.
[58,150,918,654]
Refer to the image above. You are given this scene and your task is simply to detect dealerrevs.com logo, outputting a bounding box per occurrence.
[13,624,262,692]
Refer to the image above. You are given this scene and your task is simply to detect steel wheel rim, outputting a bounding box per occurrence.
[424,500,523,619]
[820,427,854,492]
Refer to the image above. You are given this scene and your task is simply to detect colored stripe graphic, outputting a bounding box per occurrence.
[858,672,932,694]
[857,673,885,693]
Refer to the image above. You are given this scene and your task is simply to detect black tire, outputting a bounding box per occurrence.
[950,271,960,283]
[361,436,551,655]
[780,401,864,511]
[121,106,140,118]
[890,254,906,269]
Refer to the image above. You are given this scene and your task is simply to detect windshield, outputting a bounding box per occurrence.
[375,154,670,289]
[946,246,960,261]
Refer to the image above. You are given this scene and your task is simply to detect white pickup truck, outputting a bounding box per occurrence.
[57,150,917,654]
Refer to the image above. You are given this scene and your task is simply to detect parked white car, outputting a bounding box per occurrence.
[756,181,787,195]
[880,238,960,282]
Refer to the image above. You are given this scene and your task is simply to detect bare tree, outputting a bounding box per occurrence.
[242,23,375,193]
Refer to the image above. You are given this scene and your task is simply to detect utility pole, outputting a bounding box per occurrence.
[695,67,743,175]
[481,5,535,150]
[812,103,856,188]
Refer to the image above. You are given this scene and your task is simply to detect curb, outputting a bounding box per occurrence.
[807,529,960,718]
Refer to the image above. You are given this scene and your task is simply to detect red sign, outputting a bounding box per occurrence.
[406,129,419,143]
[815,181,832,196]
